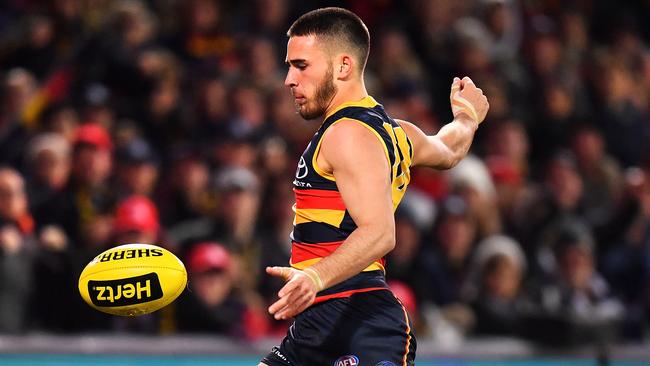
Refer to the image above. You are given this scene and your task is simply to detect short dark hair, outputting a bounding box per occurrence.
[287,7,370,72]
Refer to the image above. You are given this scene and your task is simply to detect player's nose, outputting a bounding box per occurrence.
[284,69,298,88]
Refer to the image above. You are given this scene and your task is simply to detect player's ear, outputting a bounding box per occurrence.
[336,54,354,79]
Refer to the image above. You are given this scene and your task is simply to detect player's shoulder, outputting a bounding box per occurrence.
[325,118,379,143]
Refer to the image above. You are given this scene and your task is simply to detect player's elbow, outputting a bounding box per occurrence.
[442,153,464,169]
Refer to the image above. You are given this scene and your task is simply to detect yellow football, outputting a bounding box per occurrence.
[78,243,187,316]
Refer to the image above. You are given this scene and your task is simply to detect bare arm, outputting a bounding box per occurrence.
[267,119,394,319]
[399,76,489,169]
[309,119,395,287]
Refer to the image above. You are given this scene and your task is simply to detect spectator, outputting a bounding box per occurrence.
[0,168,34,333]
[55,122,114,247]
[175,241,269,339]
[466,235,527,336]
[521,220,623,346]
[24,132,72,225]
[114,137,160,198]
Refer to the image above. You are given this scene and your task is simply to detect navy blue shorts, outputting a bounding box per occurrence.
[261,289,416,366]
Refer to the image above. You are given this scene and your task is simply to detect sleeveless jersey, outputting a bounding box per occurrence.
[290,96,413,304]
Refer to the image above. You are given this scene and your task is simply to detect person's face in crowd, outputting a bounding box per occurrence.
[174,158,209,196]
[186,0,220,34]
[73,145,112,187]
[378,30,411,63]
[115,229,157,245]
[28,16,54,48]
[192,269,232,307]
[545,158,583,210]
[485,3,509,38]
[487,120,529,163]
[80,214,112,249]
[437,214,476,264]
[559,244,593,291]
[213,140,257,169]
[233,87,266,126]
[219,188,260,229]
[4,69,37,117]
[285,35,337,120]
[117,162,158,196]
[249,38,279,78]
[604,66,634,104]
[544,84,574,120]
[482,255,521,301]
[47,106,79,142]
[0,169,28,222]
[260,137,289,175]
[150,81,180,118]
[255,0,287,29]
[201,79,228,120]
[34,149,71,190]
[532,35,562,75]
[571,128,605,167]
[459,40,491,74]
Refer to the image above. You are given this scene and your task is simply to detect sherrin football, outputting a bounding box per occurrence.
[78,243,187,316]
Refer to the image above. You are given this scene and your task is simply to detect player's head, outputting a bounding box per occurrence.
[285,7,370,120]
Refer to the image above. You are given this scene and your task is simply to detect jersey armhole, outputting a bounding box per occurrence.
[312,118,391,181]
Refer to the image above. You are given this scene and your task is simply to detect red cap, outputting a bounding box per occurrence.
[75,123,113,150]
[486,156,522,185]
[388,280,417,315]
[187,242,231,273]
[113,195,159,234]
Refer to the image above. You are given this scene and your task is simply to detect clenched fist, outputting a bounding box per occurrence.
[450,76,489,124]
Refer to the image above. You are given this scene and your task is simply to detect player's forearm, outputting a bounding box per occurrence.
[308,224,394,290]
[430,114,478,169]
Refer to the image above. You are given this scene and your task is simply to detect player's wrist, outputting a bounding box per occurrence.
[453,112,480,129]
[303,267,324,292]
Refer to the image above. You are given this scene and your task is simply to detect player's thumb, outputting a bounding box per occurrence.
[266,266,292,280]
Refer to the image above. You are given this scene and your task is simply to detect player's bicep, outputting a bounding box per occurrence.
[397,119,454,168]
[321,120,394,233]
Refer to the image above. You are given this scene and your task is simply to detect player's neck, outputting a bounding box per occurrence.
[324,80,368,118]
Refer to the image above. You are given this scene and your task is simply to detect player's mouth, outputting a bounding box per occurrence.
[292,91,307,105]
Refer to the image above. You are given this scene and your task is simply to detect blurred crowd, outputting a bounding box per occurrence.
[0,0,649,347]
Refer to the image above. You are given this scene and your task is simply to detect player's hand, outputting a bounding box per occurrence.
[266,266,321,320]
[450,76,489,124]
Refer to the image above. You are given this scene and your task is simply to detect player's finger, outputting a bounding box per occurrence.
[462,76,475,86]
[451,77,461,92]
[266,266,291,280]
[269,294,292,315]
[450,77,462,103]
[278,278,300,297]
[277,293,310,319]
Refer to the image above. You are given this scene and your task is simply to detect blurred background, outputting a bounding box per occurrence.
[0,0,649,364]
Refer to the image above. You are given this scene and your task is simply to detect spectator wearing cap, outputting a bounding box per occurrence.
[114,137,160,199]
[52,122,116,249]
[175,241,269,339]
[465,235,527,336]
[412,196,478,338]
[521,219,623,346]
[512,151,586,266]
[112,195,160,245]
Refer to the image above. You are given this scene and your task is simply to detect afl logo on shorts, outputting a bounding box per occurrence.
[334,355,359,366]
[296,156,308,179]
